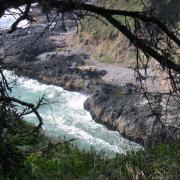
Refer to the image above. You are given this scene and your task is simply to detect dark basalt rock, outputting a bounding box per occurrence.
[2,26,64,63]
[84,84,180,146]
[0,23,105,94]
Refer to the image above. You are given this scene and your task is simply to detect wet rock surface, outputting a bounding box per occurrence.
[84,84,180,146]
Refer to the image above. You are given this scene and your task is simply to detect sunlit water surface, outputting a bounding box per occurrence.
[4,70,141,156]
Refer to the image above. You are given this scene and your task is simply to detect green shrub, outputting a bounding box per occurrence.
[1,113,180,179]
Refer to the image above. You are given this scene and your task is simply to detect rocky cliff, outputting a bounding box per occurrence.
[0,6,179,146]
[84,84,180,146]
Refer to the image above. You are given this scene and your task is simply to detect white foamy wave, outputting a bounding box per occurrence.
[45,118,123,153]
[65,92,87,109]
[3,70,141,156]
[20,79,48,92]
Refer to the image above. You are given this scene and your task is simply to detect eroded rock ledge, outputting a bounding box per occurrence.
[84,84,180,146]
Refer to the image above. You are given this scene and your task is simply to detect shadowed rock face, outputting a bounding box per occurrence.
[2,27,60,63]
[84,84,180,146]
[0,20,105,93]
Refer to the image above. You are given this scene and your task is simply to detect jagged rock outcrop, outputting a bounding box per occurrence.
[84,83,180,146]
[0,23,106,93]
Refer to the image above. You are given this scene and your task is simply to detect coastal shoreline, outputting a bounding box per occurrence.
[0,8,179,147]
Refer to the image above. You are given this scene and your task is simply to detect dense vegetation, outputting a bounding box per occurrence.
[1,114,180,179]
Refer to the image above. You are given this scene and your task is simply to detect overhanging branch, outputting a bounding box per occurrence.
[0,95,43,130]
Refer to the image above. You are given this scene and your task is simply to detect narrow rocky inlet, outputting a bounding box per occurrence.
[0,5,179,147]
[3,70,141,156]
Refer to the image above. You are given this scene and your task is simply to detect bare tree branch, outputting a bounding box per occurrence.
[8,2,32,33]
[0,95,43,130]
